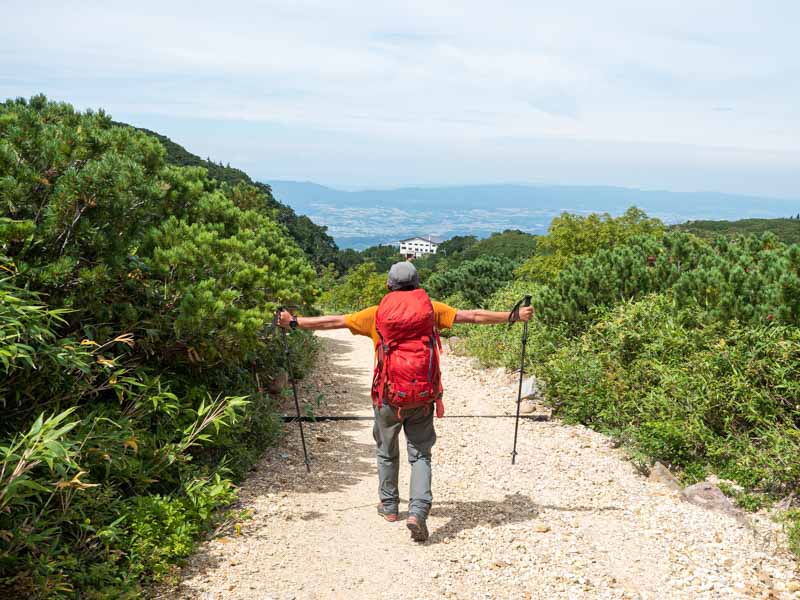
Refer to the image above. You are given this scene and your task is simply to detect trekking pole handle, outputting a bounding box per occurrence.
[508,295,533,325]
[521,296,531,343]
[270,305,300,335]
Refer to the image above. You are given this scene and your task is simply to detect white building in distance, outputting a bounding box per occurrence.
[399,236,439,259]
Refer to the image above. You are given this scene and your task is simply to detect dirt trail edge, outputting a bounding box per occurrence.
[167,329,799,600]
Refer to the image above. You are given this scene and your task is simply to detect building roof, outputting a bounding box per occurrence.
[398,236,441,244]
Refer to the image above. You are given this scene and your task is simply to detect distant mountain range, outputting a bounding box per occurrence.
[267,180,800,249]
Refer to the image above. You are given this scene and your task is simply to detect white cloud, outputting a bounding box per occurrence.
[1,0,798,195]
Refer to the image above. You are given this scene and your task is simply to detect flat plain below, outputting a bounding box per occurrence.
[163,329,799,599]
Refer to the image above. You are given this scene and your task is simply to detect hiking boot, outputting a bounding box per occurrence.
[377,503,398,522]
[406,513,429,542]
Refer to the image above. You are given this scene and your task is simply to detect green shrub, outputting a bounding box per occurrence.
[457,280,563,368]
[516,207,664,282]
[124,474,236,581]
[427,256,515,308]
[320,261,387,312]
[0,96,319,597]
[539,294,800,495]
[787,511,800,557]
[456,230,537,264]
[532,231,800,332]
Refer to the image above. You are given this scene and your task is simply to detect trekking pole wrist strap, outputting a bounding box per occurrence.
[507,295,532,326]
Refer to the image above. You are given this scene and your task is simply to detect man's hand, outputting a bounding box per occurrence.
[278,309,294,329]
[519,306,534,322]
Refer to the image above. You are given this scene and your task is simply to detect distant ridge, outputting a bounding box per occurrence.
[268,180,797,214]
[267,180,799,249]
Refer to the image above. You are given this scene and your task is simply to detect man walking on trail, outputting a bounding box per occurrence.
[279,261,533,542]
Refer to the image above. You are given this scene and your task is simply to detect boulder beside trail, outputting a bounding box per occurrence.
[268,370,289,394]
[520,376,542,400]
[447,336,470,355]
[647,462,682,492]
[681,482,748,525]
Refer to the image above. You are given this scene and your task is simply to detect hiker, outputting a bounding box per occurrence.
[278,261,533,541]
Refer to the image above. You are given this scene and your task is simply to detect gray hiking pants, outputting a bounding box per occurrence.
[372,403,436,518]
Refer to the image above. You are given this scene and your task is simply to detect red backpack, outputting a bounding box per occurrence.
[372,289,444,418]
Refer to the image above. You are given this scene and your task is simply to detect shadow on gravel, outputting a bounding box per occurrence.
[426,493,539,544]
[425,494,624,544]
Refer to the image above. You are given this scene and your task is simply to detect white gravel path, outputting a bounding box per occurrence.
[165,328,799,599]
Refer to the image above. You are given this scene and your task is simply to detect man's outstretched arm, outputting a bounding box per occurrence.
[453,306,534,325]
[278,311,348,330]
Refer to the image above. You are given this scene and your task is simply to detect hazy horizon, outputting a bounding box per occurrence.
[266,178,800,202]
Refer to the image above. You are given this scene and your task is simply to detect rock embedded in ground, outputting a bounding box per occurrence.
[446,336,461,352]
[267,370,289,394]
[681,482,743,518]
[468,357,483,370]
[519,376,539,399]
[648,461,682,493]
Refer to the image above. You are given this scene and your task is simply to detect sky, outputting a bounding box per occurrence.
[1,0,799,198]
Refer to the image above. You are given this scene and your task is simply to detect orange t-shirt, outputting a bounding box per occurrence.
[344,301,458,348]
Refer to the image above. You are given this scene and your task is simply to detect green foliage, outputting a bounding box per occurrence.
[0,96,320,596]
[315,263,339,294]
[124,474,236,581]
[427,256,515,308]
[414,232,535,274]
[538,295,800,495]
[533,231,800,331]
[457,280,562,367]
[144,188,316,364]
[320,261,387,312]
[438,234,479,256]
[457,230,537,263]
[787,510,800,557]
[334,248,364,273]
[319,231,533,313]
[516,207,664,281]
[359,244,401,273]
[674,218,800,245]
[333,244,402,275]
[115,122,342,271]
[717,483,771,511]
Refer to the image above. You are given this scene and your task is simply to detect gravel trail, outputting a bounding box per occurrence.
[168,329,799,599]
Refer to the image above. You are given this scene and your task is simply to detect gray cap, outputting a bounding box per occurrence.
[387,261,420,290]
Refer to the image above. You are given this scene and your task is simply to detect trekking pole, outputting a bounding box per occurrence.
[510,295,532,465]
[272,308,311,473]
